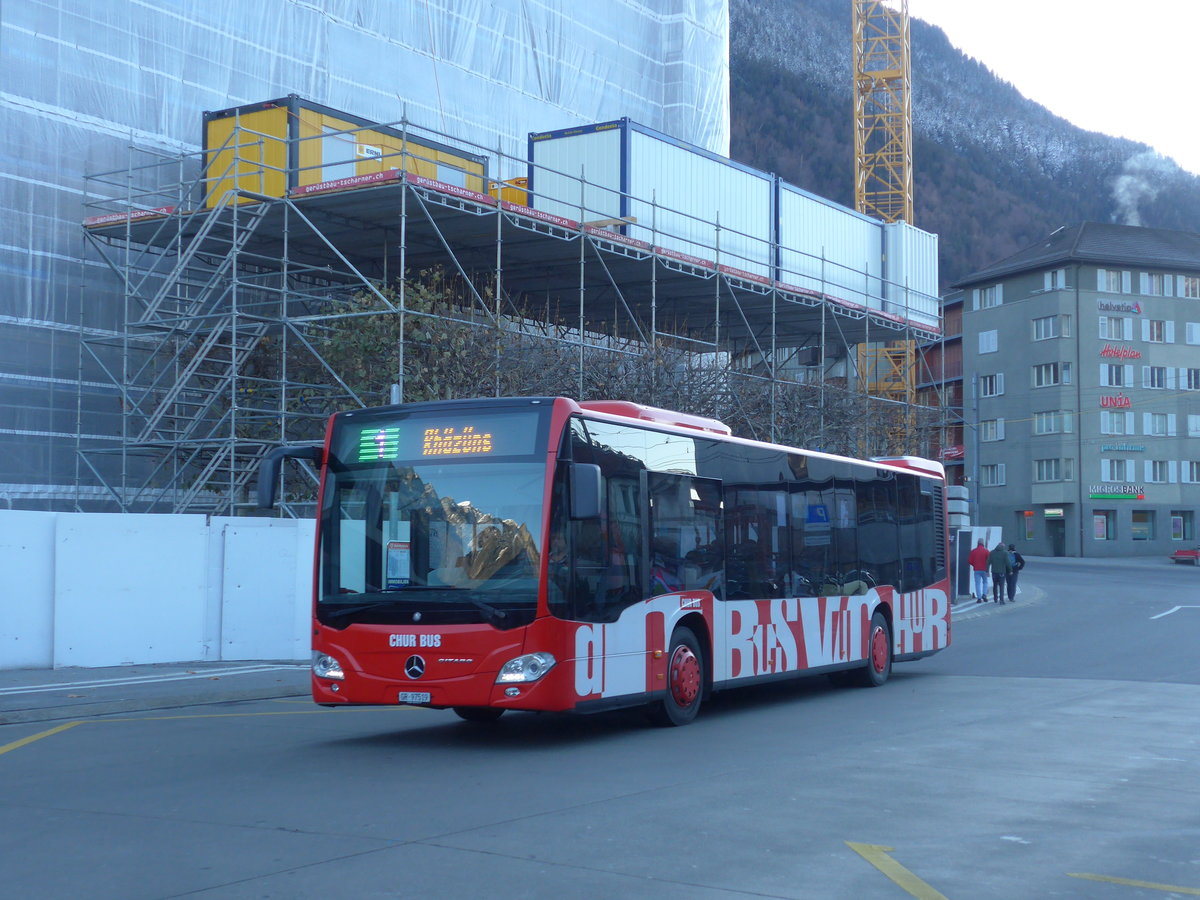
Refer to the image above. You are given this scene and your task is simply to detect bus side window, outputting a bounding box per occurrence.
[648,472,722,599]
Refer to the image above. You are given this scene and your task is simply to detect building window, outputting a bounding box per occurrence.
[979,373,1004,397]
[1044,268,1067,290]
[1100,364,1130,387]
[1143,319,1174,343]
[1033,315,1071,340]
[1033,362,1071,387]
[1186,461,1200,483]
[1183,276,1200,299]
[1187,322,1200,345]
[1143,366,1167,389]
[1186,368,1200,391]
[1145,413,1176,437]
[1100,411,1133,435]
[1034,458,1072,482]
[1141,273,1168,296]
[1102,458,1132,482]
[1147,460,1170,483]
[975,285,1001,309]
[979,418,1005,442]
[1034,410,1073,434]
[980,463,1006,486]
[1099,316,1130,340]
[1131,510,1155,541]
[1093,509,1116,541]
[979,329,999,354]
[1190,415,1200,438]
[1171,511,1195,541]
[1097,268,1127,293]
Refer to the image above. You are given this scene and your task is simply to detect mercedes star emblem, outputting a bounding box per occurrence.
[405,655,426,679]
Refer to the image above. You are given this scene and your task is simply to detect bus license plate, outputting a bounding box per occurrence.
[398,691,431,704]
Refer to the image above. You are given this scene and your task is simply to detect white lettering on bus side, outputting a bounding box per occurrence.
[574,624,603,697]
[898,588,948,655]
[799,596,861,668]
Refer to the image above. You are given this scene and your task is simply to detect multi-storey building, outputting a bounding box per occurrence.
[953,222,1200,557]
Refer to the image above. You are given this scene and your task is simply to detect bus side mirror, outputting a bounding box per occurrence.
[257,444,323,509]
[569,463,602,519]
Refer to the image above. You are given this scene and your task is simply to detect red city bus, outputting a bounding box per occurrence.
[259,396,951,726]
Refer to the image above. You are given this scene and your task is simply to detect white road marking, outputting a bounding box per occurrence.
[0,665,308,696]
[1150,606,1200,620]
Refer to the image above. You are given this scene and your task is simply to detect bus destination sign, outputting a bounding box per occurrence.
[422,425,494,457]
[348,410,540,463]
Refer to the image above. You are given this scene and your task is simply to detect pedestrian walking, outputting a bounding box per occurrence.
[988,541,1013,603]
[1006,543,1025,601]
[968,538,990,603]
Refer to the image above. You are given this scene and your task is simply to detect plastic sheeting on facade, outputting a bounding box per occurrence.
[0,0,730,508]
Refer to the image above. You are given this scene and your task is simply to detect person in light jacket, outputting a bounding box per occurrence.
[988,541,1013,604]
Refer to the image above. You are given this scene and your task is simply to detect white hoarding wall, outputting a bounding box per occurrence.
[776,183,883,308]
[0,511,314,670]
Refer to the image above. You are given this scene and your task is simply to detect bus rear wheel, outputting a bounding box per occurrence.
[649,627,704,726]
[855,611,892,687]
[453,706,505,723]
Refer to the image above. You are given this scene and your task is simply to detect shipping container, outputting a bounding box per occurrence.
[775,180,883,310]
[203,95,488,207]
[882,221,940,328]
[529,119,774,279]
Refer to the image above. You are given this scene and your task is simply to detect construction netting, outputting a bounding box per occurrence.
[0,0,730,508]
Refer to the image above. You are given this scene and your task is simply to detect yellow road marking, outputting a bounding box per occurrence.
[0,721,85,756]
[0,705,433,756]
[1069,873,1200,895]
[847,842,949,900]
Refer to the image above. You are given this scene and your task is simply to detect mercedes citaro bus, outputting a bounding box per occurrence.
[259,396,951,725]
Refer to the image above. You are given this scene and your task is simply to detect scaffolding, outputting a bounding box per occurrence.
[79,114,941,516]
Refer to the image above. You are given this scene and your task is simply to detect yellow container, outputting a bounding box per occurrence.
[203,95,488,207]
[489,176,529,206]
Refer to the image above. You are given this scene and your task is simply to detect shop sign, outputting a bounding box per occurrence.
[1100,393,1131,408]
[1100,443,1146,452]
[1097,300,1142,314]
[1088,484,1145,500]
[1100,344,1141,359]
[1044,508,1065,518]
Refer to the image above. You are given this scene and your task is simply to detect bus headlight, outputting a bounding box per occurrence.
[312,651,345,680]
[496,652,556,684]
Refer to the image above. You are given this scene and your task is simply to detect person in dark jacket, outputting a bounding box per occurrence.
[988,542,1012,604]
[1006,543,1025,601]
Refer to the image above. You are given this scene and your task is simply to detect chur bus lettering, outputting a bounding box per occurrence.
[260,396,951,728]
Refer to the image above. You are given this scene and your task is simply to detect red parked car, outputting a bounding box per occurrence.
[1169,547,1200,565]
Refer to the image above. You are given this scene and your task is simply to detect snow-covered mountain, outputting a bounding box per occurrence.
[730,0,1200,286]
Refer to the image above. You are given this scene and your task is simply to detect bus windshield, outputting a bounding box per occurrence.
[318,406,549,629]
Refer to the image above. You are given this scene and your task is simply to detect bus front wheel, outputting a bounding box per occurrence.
[453,706,505,723]
[856,611,892,687]
[649,627,704,726]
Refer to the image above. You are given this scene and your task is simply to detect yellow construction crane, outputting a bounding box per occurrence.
[852,0,916,451]
[853,0,912,224]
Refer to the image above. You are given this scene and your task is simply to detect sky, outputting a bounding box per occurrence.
[904,0,1200,176]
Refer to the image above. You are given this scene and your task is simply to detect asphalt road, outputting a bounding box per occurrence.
[2,557,1199,899]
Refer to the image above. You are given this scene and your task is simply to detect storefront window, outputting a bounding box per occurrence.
[1131,510,1155,541]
